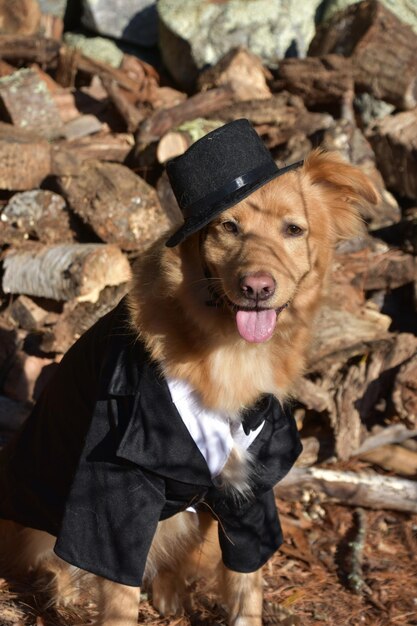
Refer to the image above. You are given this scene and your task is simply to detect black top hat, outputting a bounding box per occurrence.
[165,119,303,247]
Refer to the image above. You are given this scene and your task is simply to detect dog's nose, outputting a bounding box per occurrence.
[239,272,276,301]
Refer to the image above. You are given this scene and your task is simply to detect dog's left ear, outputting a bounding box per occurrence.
[303,149,380,240]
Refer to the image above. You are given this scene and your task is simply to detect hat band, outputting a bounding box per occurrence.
[181,160,304,218]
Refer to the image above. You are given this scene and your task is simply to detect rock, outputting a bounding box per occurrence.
[81,0,158,47]
[0,190,74,244]
[158,0,323,90]
[320,0,417,36]
[64,32,124,68]
[57,161,176,252]
[38,0,67,17]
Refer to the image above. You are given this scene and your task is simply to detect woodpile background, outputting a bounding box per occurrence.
[0,0,416,625]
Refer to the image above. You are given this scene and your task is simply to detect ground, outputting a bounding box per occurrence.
[1,497,416,626]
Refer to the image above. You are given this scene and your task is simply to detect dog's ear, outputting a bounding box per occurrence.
[303,149,379,240]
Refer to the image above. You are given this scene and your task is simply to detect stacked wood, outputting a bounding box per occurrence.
[309,0,417,110]
[213,92,333,149]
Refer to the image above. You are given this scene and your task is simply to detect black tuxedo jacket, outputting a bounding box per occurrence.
[0,299,302,586]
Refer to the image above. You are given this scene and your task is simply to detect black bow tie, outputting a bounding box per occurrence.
[241,394,274,435]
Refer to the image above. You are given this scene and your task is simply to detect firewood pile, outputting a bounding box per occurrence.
[0,0,416,623]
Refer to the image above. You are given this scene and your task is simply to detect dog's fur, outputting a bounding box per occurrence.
[0,150,378,626]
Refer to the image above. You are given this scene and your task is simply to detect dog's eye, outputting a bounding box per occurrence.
[286,224,304,236]
[222,221,239,235]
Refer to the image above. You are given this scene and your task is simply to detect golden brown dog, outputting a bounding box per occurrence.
[0,150,377,626]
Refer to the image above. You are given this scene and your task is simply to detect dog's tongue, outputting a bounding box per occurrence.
[236,309,277,343]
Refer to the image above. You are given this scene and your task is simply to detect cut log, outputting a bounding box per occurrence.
[71,49,141,93]
[40,284,128,354]
[272,55,353,107]
[0,320,18,373]
[51,133,134,172]
[295,305,417,460]
[2,243,131,302]
[0,190,73,244]
[150,86,187,111]
[307,305,391,369]
[356,424,417,456]
[393,354,417,425]
[367,109,417,201]
[57,161,175,252]
[61,114,104,141]
[0,68,63,138]
[9,295,49,331]
[101,77,144,133]
[276,467,417,513]
[0,34,60,67]
[213,93,333,149]
[0,122,51,190]
[198,47,272,102]
[336,248,417,292]
[321,120,401,230]
[156,171,184,227]
[0,0,41,36]
[309,0,417,110]
[136,85,235,148]
[3,352,56,403]
[359,444,417,477]
[157,119,223,163]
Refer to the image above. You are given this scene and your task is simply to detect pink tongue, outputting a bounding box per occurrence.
[236,309,277,343]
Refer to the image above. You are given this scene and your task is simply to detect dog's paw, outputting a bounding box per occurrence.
[151,571,185,617]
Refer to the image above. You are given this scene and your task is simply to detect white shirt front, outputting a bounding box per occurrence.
[167,377,265,480]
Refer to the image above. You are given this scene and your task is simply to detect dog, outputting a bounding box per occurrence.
[0,120,378,626]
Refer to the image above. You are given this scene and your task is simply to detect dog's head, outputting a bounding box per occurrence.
[187,150,378,344]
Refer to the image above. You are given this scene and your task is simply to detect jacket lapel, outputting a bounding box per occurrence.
[106,335,212,487]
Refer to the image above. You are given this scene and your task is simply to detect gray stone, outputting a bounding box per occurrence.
[320,0,417,35]
[64,32,124,68]
[81,0,157,47]
[158,0,322,89]
[38,0,67,17]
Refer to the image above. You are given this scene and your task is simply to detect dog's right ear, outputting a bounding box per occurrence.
[303,149,380,240]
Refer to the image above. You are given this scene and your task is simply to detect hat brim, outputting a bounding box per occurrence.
[165,161,302,248]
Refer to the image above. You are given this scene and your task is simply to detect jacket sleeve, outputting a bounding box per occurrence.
[54,457,166,587]
[214,489,283,573]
